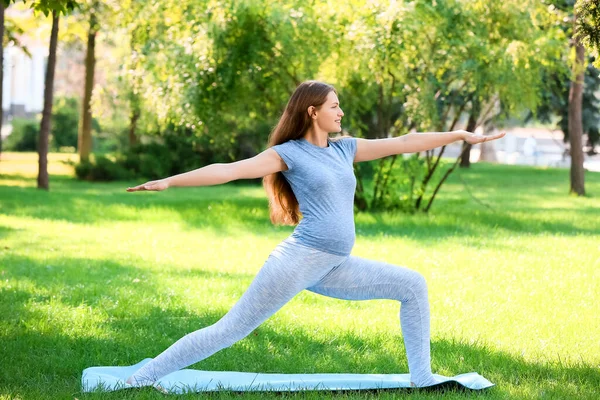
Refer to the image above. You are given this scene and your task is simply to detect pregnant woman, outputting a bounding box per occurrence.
[125,80,504,388]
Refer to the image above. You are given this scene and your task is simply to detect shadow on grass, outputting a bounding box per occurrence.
[0,224,21,241]
[1,254,160,306]
[356,205,600,241]
[1,253,256,308]
[2,252,599,399]
[0,173,283,239]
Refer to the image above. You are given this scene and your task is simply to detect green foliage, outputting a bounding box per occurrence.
[25,0,78,16]
[3,97,99,154]
[576,0,600,67]
[355,154,448,214]
[99,0,567,211]
[74,154,133,181]
[120,142,174,180]
[4,118,40,152]
[115,0,332,154]
[529,1,600,152]
[1,0,78,16]
[333,0,564,135]
[331,0,566,212]
[93,125,128,154]
[531,58,600,152]
[49,96,80,151]
[73,131,229,182]
[72,158,92,179]
[4,14,32,57]
[372,155,427,213]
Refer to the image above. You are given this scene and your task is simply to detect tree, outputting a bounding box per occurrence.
[1,0,78,188]
[532,60,600,156]
[24,0,78,190]
[64,0,117,161]
[533,0,600,181]
[0,3,5,157]
[37,9,60,190]
[115,0,333,161]
[78,3,97,162]
[570,7,586,195]
[331,0,563,212]
[547,0,588,195]
[90,0,564,207]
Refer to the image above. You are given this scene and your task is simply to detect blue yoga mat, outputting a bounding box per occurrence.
[81,359,494,394]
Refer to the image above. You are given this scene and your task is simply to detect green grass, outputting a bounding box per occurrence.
[1,152,599,399]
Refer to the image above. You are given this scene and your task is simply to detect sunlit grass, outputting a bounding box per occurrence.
[0,151,77,179]
[1,152,599,399]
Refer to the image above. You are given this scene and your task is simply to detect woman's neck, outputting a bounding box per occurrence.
[302,128,329,148]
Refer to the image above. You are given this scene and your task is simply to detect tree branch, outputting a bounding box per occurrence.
[423,142,472,212]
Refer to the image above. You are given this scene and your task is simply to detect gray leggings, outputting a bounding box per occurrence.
[128,236,438,387]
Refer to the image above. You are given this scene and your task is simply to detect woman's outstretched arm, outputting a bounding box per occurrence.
[126,148,285,192]
[354,130,506,163]
[126,163,233,192]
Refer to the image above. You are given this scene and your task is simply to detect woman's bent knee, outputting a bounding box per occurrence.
[406,270,428,299]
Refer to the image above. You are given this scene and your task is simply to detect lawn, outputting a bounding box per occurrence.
[1,152,599,399]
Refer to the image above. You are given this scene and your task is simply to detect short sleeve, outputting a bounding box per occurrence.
[339,137,357,163]
[271,141,295,171]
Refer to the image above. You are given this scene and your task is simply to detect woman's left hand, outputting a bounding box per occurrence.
[457,130,506,145]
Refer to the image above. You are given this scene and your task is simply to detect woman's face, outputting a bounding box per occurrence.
[312,91,344,133]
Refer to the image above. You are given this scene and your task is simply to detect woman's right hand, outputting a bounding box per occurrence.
[126,179,170,192]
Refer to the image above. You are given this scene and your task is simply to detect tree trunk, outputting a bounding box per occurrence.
[129,106,139,147]
[37,11,60,190]
[459,109,478,168]
[479,136,498,162]
[568,18,586,196]
[0,3,5,159]
[78,11,97,163]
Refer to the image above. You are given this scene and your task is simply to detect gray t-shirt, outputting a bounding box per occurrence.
[271,137,357,256]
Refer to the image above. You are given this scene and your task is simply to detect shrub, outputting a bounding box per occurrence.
[5,118,40,151]
[74,159,93,180]
[74,155,134,181]
[92,155,133,181]
[73,128,253,182]
[50,96,80,151]
[121,142,174,180]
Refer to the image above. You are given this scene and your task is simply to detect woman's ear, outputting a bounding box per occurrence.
[307,106,317,119]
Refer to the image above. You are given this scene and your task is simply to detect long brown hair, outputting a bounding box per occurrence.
[263,80,339,225]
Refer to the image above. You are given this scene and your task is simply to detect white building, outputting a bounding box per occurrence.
[3,43,46,121]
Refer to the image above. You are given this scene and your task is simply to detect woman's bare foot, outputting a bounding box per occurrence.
[154,384,168,394]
